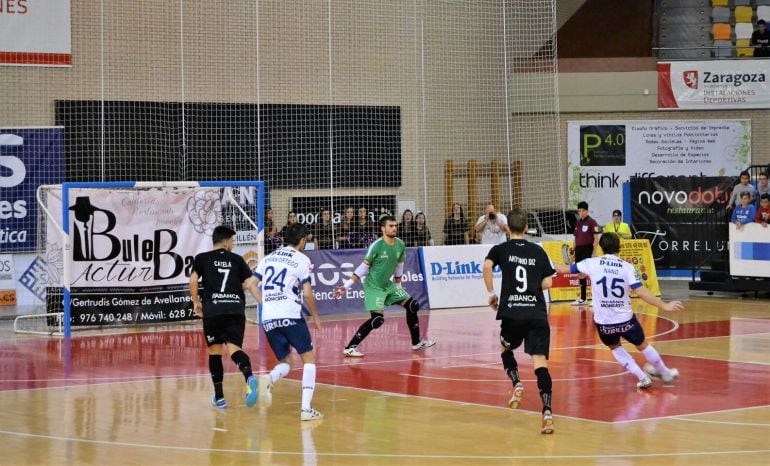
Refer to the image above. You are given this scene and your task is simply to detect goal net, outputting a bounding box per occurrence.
[4,1,563,325]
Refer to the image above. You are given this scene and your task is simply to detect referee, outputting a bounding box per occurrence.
[482,208,556,434]
[572,201,599,305]
[189,225,262,409]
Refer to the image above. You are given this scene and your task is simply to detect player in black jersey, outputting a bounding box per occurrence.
[482,208,556,434]
[189,225,263,409]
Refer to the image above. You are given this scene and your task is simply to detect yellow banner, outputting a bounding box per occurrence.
[541,239,660,302]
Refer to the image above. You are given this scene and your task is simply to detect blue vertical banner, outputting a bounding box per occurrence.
[0,127,64,252]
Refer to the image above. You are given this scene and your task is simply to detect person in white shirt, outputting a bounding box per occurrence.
[475,202,510,244]
[554,232,684,390]
[255,223,323,421]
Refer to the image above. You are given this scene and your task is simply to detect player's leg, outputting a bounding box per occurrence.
[223,314,258,407]
[297,327,323,420]
[598,321,650,389]
[627,316,679,383]
[499,319,525,408]
[203,316,227,408]
[261,321,294,407]
[343,288,387,356]
[524,318,554,434]
[392,286,434,349]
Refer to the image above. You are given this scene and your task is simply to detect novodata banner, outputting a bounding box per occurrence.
[631,176,732,269]
[54,188,230,326]
[0,0,71,66]
[567,120,750,226]
[541,240,660,302]
[658,60,770,110]
[729,223,770,278]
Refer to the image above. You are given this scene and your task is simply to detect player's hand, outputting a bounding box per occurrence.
[488,294,499,310]
[193,302,203,317]
[312,315,322,331]
[332,285,347,299]
[662,300,683,312]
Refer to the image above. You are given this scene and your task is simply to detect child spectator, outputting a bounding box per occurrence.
[731,192,757,230]
[755,194,770,228]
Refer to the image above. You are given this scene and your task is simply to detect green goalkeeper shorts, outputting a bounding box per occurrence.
[363,283,410,312]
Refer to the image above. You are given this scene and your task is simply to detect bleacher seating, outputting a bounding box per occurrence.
[758,5,770,19]
[704,1,770,59]
[735,5,753,22]
[711,0,728,7]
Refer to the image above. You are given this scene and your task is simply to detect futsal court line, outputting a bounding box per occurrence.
[608,403,770,425]
[670,417,770,427]
[0,429,768,461]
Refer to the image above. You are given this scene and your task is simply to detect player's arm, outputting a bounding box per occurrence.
[189,271,203,317]
[302,280,321,331]
[633,285,683,312]
[393,260,405,287]
[332,259,371,298]
[482,256,498,310]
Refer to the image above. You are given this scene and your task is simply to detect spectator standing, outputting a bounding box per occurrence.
[264,208,279,254]
[603,209,632,239]
[280,211,298,241]
[475,202,510,244]
[572,201,599,306]
[399,209,416,247]
[413,212,432,246]
[731,192,757,230]
[751,19,770,57]
[755,172,769,208]
[755,194,770,228]
[337,207,355,249]
[353,206,377,248]
[313,208,335,250]
[443,203,469,245]
[727,171,758,210]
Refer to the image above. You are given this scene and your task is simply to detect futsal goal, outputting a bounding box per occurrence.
[14,181,264,337]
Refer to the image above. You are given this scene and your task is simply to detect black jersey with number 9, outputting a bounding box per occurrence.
[193,248,253,316]
[485,239,555,320]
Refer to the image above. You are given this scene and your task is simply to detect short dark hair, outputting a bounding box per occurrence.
[759,19,766,25]
[507,208,527,233]
[212,225,236,245]
[760,193,769,201]
[740,191,751,199]
[577,201,589,210]
[759,172,768,178]
[740,170,750,178]
[283,223,308,246]
[612,209,622,217]
[599,232,621,255]
[379,214,396,227]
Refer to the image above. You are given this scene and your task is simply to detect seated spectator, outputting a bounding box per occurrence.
[603,209,632,239]
[755,194,770,228]
[313,208,335,249]
[337,207,355,249]
[727,170,758,210]
[751,19,770,58]
[399,209,416,247]
[264,207,279,253]
[443,203,469,245]
[280,211,298,242]
[353,206,377,248]
[414,211,432,246]
[731,192,757,230]
[755,172,770,207]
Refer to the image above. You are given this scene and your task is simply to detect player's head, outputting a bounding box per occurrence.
[760,193,769,207]
[379,214,397,238]
[506,208,528,234]
[284,223,308,249]
[739,170,750,184]
[599,232,621,255]
[212,225,237,250]
[740,191,751,205]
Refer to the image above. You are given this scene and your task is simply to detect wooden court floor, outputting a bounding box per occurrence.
[0,291,769,465]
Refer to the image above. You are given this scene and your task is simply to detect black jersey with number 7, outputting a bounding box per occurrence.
[193,248,253,316]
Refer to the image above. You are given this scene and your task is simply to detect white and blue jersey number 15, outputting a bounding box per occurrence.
[262,265,287,292]
[595,276,625,298]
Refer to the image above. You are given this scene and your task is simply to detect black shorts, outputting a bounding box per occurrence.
[202,314,246,347]
[499,317,550,359]
[595,315,645,347]
[263,318,313,360]
[574,244,594,262]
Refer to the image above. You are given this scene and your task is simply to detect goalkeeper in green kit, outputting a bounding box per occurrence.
[334,214,436,357]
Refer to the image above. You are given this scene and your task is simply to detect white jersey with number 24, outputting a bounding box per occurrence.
[255,246,312,321]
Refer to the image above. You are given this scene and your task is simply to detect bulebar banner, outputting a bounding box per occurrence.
[658,60,770,110]
[59,188,227,326]
[0,0,72,66]
[541,240,660,302]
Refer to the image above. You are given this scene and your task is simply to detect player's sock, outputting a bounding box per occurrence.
[405,307,421,345]
[501,350,520,385]
[534,367,552,414]
[301,363,317,411]
[641,345,671,377]
[230,350,254,381]
[346,314,383,348]
[579,279,587,301]
[270,362,291,384]
[610,347,647,381]
[209,355,225,399]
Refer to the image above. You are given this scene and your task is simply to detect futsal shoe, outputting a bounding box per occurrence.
[258,374,273,407]
[245,375,259,407]
[211,395,227,409]
[643,363,680,384]
[541,410,554,434]
[412,339,437,351]
[571,298,587,306]
[636,377,653,390]
[301,408,324,421]
[508,382,525,409]
[343,346,365,357]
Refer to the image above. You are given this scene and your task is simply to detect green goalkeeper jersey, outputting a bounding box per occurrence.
[363,237,406,290]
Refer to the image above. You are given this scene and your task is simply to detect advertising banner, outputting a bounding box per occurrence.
[658,60,770,110]
[420,244,503,309]
[729,223,770,278]
[0,0,71,66]
[541,240,660,301]
[0,254,16,306]
[303,247,426,315]
[567,120,749,226]
[0,128,64,252]
[631,176,732,269]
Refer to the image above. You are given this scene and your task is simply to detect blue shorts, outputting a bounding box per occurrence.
[595,315,645,347]
[263,318,313,360]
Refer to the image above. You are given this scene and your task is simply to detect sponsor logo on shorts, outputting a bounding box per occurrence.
[599,321,634,335]
[263,318,299,332]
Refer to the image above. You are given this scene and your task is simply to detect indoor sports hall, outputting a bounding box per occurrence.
[1,1,769,465]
